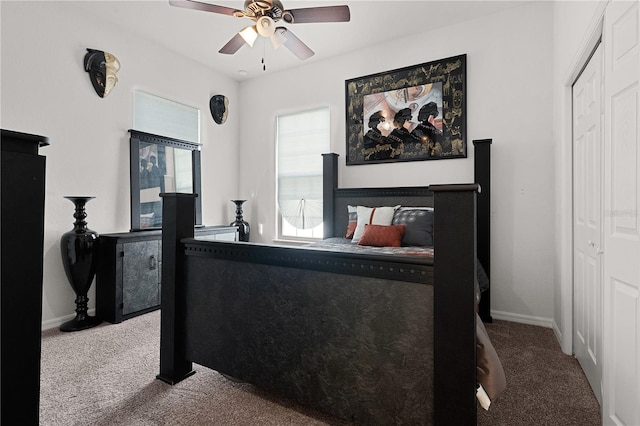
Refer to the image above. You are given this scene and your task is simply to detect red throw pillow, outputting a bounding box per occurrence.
[344,205,358,239]
[345,221,357,239]
[357,224,406,247]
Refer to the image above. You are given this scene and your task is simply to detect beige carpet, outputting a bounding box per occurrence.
[477,320,601,425]
[39,311,600,425]
[39,311,346,425]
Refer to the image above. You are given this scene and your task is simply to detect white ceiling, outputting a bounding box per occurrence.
[72,0,527,81]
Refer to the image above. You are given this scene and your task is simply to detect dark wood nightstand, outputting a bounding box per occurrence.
[96,226,237,323]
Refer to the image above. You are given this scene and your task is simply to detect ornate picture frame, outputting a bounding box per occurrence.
[345,54,466,165]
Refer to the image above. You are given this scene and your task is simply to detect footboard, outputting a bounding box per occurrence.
[186,252,434,423]
[158,184,478,425]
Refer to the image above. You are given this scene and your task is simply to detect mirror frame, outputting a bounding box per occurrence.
[129,129,202,231]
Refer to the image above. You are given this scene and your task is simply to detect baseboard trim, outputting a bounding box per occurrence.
[491,310,554,329]
[551,320,573,355]
[552,320,563,342]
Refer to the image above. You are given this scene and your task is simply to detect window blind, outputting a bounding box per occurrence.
[276,107,330,231]
[133,90,200,143]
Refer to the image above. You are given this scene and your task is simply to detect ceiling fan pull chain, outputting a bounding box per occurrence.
[262,40,267,71]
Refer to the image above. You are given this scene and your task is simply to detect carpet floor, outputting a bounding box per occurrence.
[476,320,601,425]
[39,310,600,425]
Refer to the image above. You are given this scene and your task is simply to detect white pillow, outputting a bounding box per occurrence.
[352,205,400,243]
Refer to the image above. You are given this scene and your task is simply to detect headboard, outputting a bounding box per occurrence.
[330,186,433,239]
[322,153,434,239]
[322,139,493,323]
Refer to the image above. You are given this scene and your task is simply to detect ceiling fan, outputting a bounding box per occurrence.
[169,0,350,60]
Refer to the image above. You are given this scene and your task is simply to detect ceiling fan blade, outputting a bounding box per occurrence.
[279,28,314,60]
[218,33,246,55]
[168,0,239,17]
[283,5,350,24]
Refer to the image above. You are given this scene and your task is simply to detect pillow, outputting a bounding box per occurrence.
[392,207,434,246]
[357,224,406,247]
[352,205,400,243]
[344,205,358,239]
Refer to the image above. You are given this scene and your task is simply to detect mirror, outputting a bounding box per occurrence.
[129,129,202,230]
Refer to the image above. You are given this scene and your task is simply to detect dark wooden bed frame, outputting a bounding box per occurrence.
[157,140,492,425]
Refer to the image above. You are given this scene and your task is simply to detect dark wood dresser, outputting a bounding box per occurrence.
[96,226,237,323]
[1,129,49,425]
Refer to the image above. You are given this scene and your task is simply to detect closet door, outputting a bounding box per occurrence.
[573,42,603,406]
[603,1,640,425]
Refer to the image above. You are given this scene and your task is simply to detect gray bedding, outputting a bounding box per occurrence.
[309,237,489,294]
[307,236,434,257]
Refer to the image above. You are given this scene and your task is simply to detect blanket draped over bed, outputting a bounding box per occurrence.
[157,141,504,425]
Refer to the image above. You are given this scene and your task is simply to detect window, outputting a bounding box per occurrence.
[133,90,200,143]
[276,107,330,240]
[131,91,201,229]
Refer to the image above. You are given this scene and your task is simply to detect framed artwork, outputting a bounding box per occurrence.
[345,54,466,165]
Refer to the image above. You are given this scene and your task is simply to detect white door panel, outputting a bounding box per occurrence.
[573,42,604,406]
[603,2,640,425]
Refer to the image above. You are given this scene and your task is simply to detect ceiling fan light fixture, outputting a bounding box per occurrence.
[239,25,258,47]
[170,0,350,61]
[256,16,276,37]
[270,28,287,49]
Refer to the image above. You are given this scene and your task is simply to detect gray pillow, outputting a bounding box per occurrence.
[392,208,434,246]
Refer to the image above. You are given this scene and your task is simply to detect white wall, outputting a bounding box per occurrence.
[238,2,556,325]
[552,0,608,353]
[1,1,240,328]
[1,0,604,331]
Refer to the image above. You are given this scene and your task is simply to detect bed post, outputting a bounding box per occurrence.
[473,139,492,323]
[322,153,338,238]
[156,193,197,385]
[430,184,479,425]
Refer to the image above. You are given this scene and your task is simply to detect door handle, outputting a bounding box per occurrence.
[587,240,603,254]
[587,240,604,254]
[149,255,156,270]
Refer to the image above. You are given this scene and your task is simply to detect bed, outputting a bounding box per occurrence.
[156,140,503,425]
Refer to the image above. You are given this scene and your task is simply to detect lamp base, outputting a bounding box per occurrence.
[59,315,102,332]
